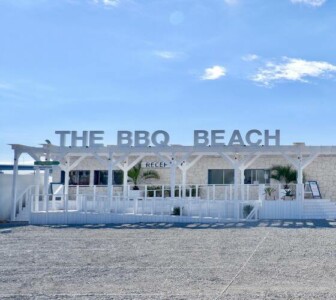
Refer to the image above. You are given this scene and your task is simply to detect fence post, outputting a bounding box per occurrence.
[259,184,265,202]
[93,185,96,212]
[65,193,68,224]
[76,185,80,211]
[297,183,304,219]
[206,186,210,201]
[34,173,40,212]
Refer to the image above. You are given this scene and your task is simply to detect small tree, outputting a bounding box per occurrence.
[270,165,297,189]
[264,187,276,199]
[128,161,160,190]
[271,165,306,197]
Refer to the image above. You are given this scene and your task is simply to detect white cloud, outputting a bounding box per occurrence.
[92,0,120,7]
[242,54,259,62]
[201,66,227,80]
[290,0,326,7]
[154,51,178,60]
[252,57,336,86]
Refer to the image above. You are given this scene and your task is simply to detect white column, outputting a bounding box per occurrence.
[64,169,70,197]
[297,168,304,201]
[11,150,21,221]
[108,159,113,202]
[122,167,128,198]
[296,157,304,201]
[240,168,245,201]
[43,168,49,211]
[233,167,240,201]
[181,168,187,198]
[170,158,176,198]
[234,167,240,220]
[76,185,80,210]
[34,167,40,212]
[89,170,94,186]
[297,168,303,185]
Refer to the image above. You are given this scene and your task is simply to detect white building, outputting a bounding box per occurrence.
[8,130,336,224]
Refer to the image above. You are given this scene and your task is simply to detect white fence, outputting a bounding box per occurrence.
[29,194,260,223]
[13,183,335,224]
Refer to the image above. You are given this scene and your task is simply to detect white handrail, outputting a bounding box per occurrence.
[16,185,35,215]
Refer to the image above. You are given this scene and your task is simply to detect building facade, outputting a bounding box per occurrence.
[8,131,336,223]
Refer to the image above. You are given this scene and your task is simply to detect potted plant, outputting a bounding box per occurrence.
[264,187,276,200]
[172,206,183,216]
[270,165,304,199]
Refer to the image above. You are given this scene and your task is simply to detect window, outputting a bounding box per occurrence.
[208,169,234,184]
[69,170,90,185]
[94,170,123,185]
[94,171,108,185]
[244,169,270,184]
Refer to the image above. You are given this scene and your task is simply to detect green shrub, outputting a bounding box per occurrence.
[243,205,254,218]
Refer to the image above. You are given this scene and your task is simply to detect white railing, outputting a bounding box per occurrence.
[24,183,321,223]
[66,184,261,201]
[65,183,309,201]
[14,185,35,219]
[30,193,262,220]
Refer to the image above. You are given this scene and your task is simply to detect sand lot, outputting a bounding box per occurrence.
[1,220,336,299]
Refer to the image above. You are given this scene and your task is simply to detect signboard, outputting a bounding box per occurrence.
[54,129,281,148]
[142,161,169,169]
[34,161,60,166]
[307,181,322,199]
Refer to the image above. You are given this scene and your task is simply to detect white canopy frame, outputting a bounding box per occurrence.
[10,143,336,221]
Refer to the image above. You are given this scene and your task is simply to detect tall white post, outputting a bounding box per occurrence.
[297,168,303,185]
[89,170,94,186]
[108,159,113,202]
[181,168,187,198]
[234,167,240,220]
[233,167,240,201]
[297,157,304,202]
[240,168,245,201]
[76,185,80,211]
[11,150,21,221]
[170,158,176,198]
[297,172,304,202]
[64,169,69,198]
[34,167,40,212]
[43,168,49,211]
[123,170,128,199]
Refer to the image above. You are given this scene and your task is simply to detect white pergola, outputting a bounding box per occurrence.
[10,143,335,221]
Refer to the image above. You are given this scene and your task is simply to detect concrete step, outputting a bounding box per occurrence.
[16,215,29,222]
[16,207,30,222]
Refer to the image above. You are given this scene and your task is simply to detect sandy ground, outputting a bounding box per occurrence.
[1,220,336,300]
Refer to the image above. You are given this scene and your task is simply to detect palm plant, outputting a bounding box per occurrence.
[128,161,160,190]
[270,165,297,189]
[264,187,276,199]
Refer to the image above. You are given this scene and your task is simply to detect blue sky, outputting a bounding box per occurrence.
[1,0,336,162]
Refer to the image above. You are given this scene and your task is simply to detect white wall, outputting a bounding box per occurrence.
[0,174,35,221]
